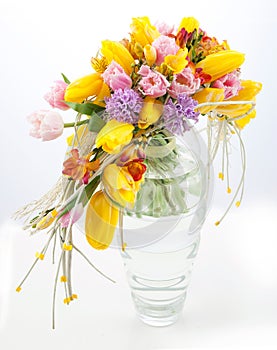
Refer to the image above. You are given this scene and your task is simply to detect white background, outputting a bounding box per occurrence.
[1,0,277,349]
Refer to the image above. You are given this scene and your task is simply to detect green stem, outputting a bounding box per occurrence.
[64,119,89,128]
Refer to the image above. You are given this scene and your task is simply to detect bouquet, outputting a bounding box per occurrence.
[14,16,262,327]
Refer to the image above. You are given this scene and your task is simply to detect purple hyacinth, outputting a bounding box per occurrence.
[163,93,199,135]
[105,88,143,124]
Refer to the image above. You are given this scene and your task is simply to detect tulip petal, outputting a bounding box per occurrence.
[85,191,119,250]
[178,17,200,33]
[64,73,110,104]
[235,109,256,129]
[215,80,262,117]
[95,119,134,154]
[138,96,163,129]
[193,87,225,114]
[196,50,245,82]
[101,40,135,75]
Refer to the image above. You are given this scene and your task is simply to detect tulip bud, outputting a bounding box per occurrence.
[196,50,245,82]
[143,44,157,66]
[178,17,200,33]
[85,190,119,250]
[64,73,110,106]
[138,96,163,129]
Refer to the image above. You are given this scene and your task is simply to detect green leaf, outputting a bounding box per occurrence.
[88,112,106,133]
[61,73,71,84]
[65,101,105,116]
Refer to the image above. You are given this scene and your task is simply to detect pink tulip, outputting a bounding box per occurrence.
[168,68,201,98]
[102,60,132,91]
[152,35,179,65]
[155,21,175,36]
[44,80,69,110]
[138,65,169,98]
[27,110,64,141]
[212,70,242,99]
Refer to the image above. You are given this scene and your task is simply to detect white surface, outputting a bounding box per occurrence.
[1,0,277,349]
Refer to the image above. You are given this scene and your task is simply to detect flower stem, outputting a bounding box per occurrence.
[64,119,89,128]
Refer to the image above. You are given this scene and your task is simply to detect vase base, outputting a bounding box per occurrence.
[132,292,186,327]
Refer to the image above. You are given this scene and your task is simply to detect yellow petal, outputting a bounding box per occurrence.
[178,17,200,33]
[95,119,134,154]
[101,40,135,75]
[93,81,111,107]
[64,73,110,103]
[143,44,157,66]
[85,190,119,250]
[215,80,262,117]
[196,50,245,82]
[102,164,136,207]
[130,17,160,47]
[103,164,132,190]
[235,109,256,129]
[138,96,163,129]
[164,48,188,74]
[193,88,225,114]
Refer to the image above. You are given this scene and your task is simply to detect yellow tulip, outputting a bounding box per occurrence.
[178,17,200,33]
[101,40,135,75]
[215,80,262,117]
[85,190,119,250]
[130,16,160,47]
[102,164,142,208]
[164,48,189,74]
[138,97,163,129]
[95,119,134,154]
[143,44,157,66]
[193,88,225,114]
[64,72,110,105]
[235,109,256,129]
[196,50,245,82]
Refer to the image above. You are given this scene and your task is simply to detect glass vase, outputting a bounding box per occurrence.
[116,128,213,327]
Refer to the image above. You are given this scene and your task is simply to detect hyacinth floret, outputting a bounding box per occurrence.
[163,93,200,134]
[105,88,143,124]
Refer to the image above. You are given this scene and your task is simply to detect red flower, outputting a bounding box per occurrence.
[125,159,147,181]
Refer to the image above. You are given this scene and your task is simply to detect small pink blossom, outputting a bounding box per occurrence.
[168,68,201,98]
[152,35,179,65]
[59,204,84,228]
[27,110,64,141]
[138,65,169,98]
[155,21,175,36]
[212,71,242,99]
[102,60,132,91]
[44,80,69,110]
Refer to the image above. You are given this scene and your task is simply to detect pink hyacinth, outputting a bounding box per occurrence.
[212,71,242,99]
[152,35,179,65]
[27,110,64,141]
[102,60,132,91]
[138,65,170,98]
[155,21,175,36]
[44,80,69,110]
[168,67,201,98]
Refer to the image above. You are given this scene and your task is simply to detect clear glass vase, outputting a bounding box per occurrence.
[116,128,213,327]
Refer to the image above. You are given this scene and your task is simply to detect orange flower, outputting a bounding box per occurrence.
[62,149,100,184]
